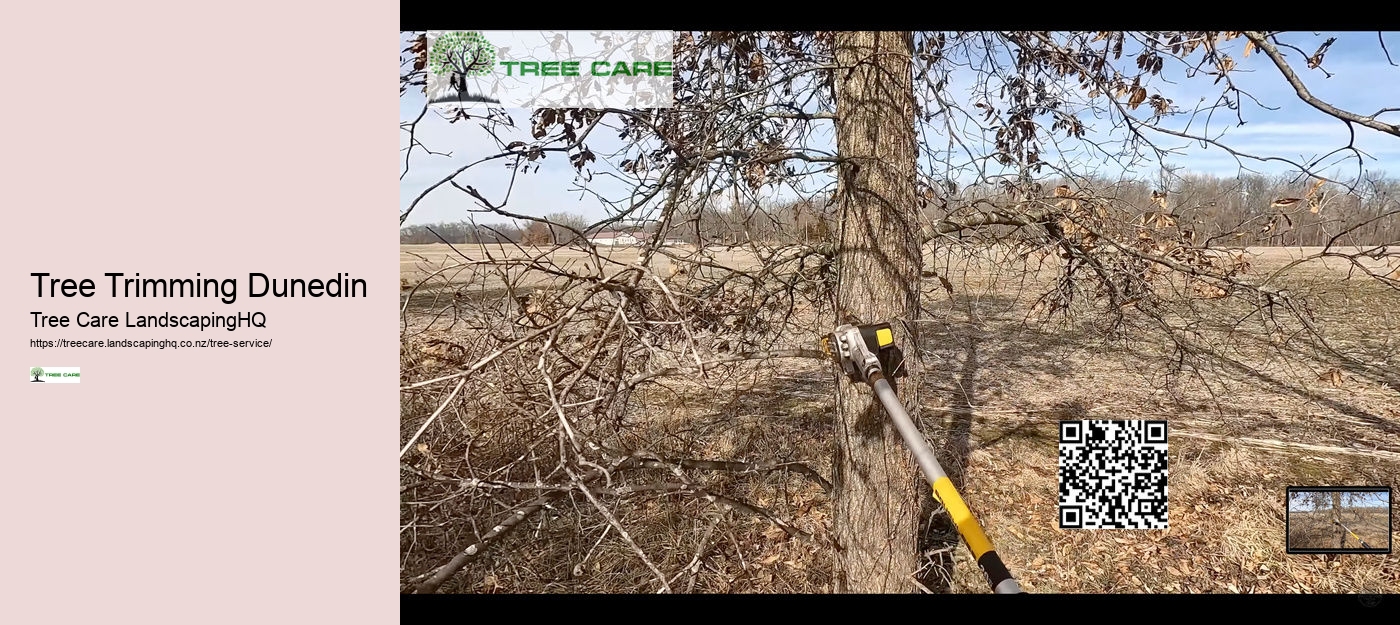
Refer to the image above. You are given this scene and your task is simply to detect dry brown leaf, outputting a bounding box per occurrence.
[1306,178,1325,198]
[1060,218,1078,236]
[747,52,767,83]
[1243,39,1255,58]
[1191,280,1229,299]
[759,554,782,566]
[1318,368,1344,388]
[1214,56,1236,84]
[1128,86,1148,109]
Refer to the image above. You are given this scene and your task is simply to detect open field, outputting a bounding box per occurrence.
[402,243,1398,276]
[1289,509,1392,551]
[400,244,1400,316]
[401,244,1400,594]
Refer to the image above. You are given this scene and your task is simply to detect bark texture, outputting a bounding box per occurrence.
[830,30,924,594]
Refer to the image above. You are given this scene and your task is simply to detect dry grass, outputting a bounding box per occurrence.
[401,244,1400,594]
[1289,509,1392,551]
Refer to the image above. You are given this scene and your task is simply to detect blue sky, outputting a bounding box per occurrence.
[401,32,1400,226]
[1289,490,1390,512]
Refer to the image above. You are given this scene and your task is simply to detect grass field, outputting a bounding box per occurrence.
[400,244,1400,280]
[401,243,1400,594]
[1289,508,1391,551]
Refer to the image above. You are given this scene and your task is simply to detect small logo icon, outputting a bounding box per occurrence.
[29,366,80,383]
[428,31,500,105]
[1359,594,1382,608]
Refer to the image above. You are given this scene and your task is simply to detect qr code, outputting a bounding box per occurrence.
[1059,420,1168,529]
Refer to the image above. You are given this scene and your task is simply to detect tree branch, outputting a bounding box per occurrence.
[406,488,564,593]
[925,206,1060,243]
[621,348,829,391]
[1245,32,1400,137]
[627,454,834,493]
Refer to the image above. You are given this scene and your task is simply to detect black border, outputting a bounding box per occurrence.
[398,16,1400,611]
[403,593,1396,618]
[399,2,1385,32]
[1285,486,1392,555]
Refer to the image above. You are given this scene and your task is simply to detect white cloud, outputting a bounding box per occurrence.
[1217,121,1346,137]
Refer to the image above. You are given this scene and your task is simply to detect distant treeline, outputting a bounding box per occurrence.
[400,221,528,245]
[400,213,597,245]
[402,172,1400,247]
[1012,171,1400,248]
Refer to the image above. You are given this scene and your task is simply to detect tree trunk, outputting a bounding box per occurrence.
[830,31,923,594]
[1332,491,1343,548]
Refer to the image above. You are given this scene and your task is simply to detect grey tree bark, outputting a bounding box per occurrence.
[829,30,924,593]
[1332,491,1344,548]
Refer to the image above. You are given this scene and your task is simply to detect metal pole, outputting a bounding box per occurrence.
[1334,519,1375,549]
[824,323,1023,594]
[868,370,1023,595]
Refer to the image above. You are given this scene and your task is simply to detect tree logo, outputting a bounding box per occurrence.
[428,31,501,105]
[28,366,80,383]
[417,30,676,109]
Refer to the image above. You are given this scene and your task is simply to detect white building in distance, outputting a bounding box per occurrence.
[589,231,640,246]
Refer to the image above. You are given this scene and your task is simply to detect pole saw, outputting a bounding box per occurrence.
[1333,519,1375,549]
[821,322,1024,594]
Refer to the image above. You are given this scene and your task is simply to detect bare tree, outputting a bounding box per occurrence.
[545,212,590,244]
[399,30,1400,594]
[827,31,924,592]
[1332,491,1344,547]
